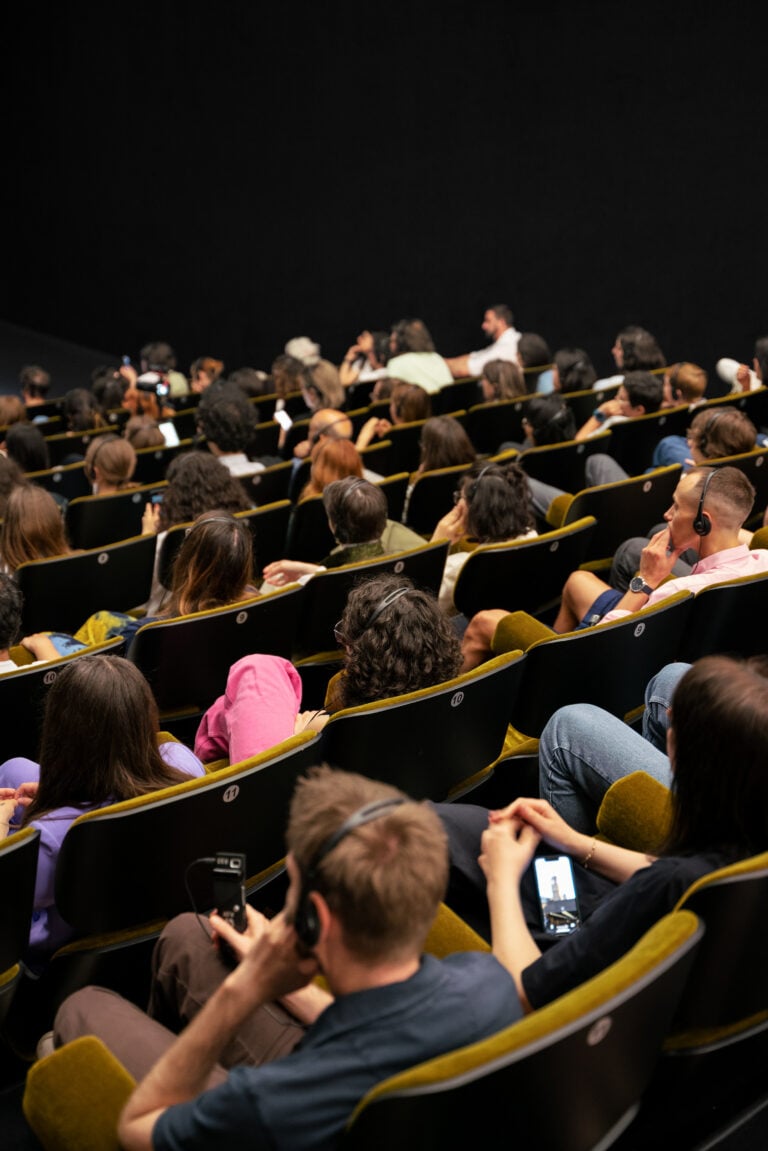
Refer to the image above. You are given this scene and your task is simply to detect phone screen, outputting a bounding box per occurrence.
[158,421,180,448]
[275,409,293,431]
[533,854,581,936]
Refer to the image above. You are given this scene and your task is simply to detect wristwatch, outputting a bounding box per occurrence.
[629,576,655,596]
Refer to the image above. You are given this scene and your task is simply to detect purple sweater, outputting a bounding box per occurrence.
[0,741,205,954]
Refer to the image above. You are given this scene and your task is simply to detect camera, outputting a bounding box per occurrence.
[212,852,247,932]
[136,370,171,401]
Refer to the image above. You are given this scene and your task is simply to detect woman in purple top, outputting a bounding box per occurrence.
[0,654,204,957]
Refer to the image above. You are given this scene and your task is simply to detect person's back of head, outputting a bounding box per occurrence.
[197,383,257,454]
[618,327,666,372]
[0,457,26,519]
[391,319,436,355]
[309,408,354,445]
[227,367,271,398]
[23,654,191,825]
[688,407,756,460]
[335,573,462,708]
[524,394,577,444]
[309,360,345,410]
[666,361,708,405]
[84,434,137,490]
[752,336,768,383]
[305,439,364,500]
[5,422,50,473]
[390,381,432,423]
[270,354,307,399]
[165,509,254,617]
[323,476,387,544]
[284,337,321,367]
[553,347,597,393]
[124,416,166,449]
[19,364,51,402]
[0,571,23,651]
[622,370,663,413]
[287,764,448,962]
[664,654,768,856]
[517,332,552,373]
[1,484,70,571]
[140,341,178,373]
[160,450,252,530]
[481,359,526,401]
[62,387,106,431]
[460,460,534,542]
[418,416,477,471]
[0,395,27,428]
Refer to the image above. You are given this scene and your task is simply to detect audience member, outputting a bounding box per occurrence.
[298,438,364,502]
[715,335,768,394]
[123,416,166,450]
[195,382,270,478]
[460,466,768,668]
[83,434,138,494]
[61,388,108,433]
[189,357,225,395]
[660,361,708,409]
[53,765,521,1149]
[478,359,526,402]
[594,325,666,388]
[431,461,537,614]
[19,364,52,408]
[385,318,453,393]
[551,347,597,393]
[139,341,189,399]
[416,416,477,474]
[444,304,521,380]
[0,457,26,519]
[4,423,51,474]
[435,654,768,1010]
[0,396,28,428]
[575,370,663,441]
[339,329,391,388]
[356,381,432,450]
[0,655,204,961]
[517,332,554,393]
[0,485,73,574]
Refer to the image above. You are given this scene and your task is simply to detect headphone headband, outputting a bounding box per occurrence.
[693,469,716,536]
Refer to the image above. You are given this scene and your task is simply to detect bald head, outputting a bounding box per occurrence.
[309,408,353,444]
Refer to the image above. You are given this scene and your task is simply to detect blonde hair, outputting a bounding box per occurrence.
[1,485,71,571]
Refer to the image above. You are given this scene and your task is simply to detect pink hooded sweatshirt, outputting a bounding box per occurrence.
[194,654,303,766]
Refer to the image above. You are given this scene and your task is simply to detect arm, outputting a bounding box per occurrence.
[19,634,59,662]
[431,502,468,544]
[142,503,161,535]
[355,417,388,450]
[574,398,623,441]
[601,527,688,616]
[495,798,656,884]
[261,559,322,585]
[444,354,471,379]
[479,817,542,1010]
[0,798,16,839]
[118,909,319,1151]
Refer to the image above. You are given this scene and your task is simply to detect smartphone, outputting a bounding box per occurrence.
[533,854,581,936]
[122,354,132,366]
[158,420,180,448]
[274,409,293,431]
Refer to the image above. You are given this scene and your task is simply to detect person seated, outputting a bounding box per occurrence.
[652,404,759,471]
[551,347,597,393]
[139,340,190,399]
[0,395,28,430]
[261,477,388,588]
[0,572,59,671]
[123,415,166,450]
[574,370,663,441]
[660,360,708,410]
[60,388,109,435]
[402,415,477,523]
[71,511,260,652]
[444,304,521,380]
[189,356,225,395]
[496,394,577,521]
[0,457,26,519]
[355,381,432,451]
[460,466,768,669]
[384,318,453,393]
[195,382,274,477]
[431,461,537,615]
[83,434,139,494]
[52,766,522,1149]
[19,364,52,411]
[517,332,554,393]
[593,325,666,390]
[297,438,364,502]
[478,359,526,402]
[0,654,204,963]
[1,485,75,576]
[338,329,391,389]
[195,571,464,763]
[3,423,51,475]
[715,334,768,394]
[434,654,768,1010]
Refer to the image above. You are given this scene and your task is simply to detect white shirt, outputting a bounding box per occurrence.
[466,326,521,377]
[218,452,266,478]
[385,353,453,394]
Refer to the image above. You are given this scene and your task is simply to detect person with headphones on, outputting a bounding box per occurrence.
[83,434,139,494]
[51,766,522,1150]
[460,466,768,669]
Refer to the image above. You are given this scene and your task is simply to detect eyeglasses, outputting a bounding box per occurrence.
[333,620,346,645]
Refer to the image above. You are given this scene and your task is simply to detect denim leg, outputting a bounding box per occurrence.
[585,454,628,487]
[538,704,672,834]
[526,477,567,521]
[641,662,692,751]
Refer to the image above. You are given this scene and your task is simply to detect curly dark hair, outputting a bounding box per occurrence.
[196,381,258,453]
[337,574,462,709]
[459,460,534,542]
[159,450,252,530]
[0,572,23,650]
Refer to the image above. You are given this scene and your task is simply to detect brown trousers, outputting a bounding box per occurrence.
[54,912,307,1083]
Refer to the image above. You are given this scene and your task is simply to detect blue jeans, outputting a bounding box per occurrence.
[537,662,691,833]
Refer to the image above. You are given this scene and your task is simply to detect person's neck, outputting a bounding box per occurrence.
[324,951,421,999]
[700,529,742,559]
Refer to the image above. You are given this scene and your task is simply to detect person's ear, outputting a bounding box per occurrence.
[666,723,676,772]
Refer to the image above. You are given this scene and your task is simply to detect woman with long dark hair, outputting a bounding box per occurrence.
[0,655,205,956]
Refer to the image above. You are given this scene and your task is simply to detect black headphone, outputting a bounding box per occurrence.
[696,410,723,456]
[86,434,121,483]
[693,469,716,536]
[467,463,495,501]
[293,798,407,948]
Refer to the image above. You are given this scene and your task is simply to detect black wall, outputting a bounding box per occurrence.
[4,2,766,383]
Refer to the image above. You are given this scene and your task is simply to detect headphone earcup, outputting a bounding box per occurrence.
[294,892,320,949]
[693,512,711,536]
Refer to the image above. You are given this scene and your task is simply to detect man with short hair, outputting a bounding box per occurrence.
[53,766,522,1151]
[461,465,768,668]
[444,304,521,380]
[575,370,664,441]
